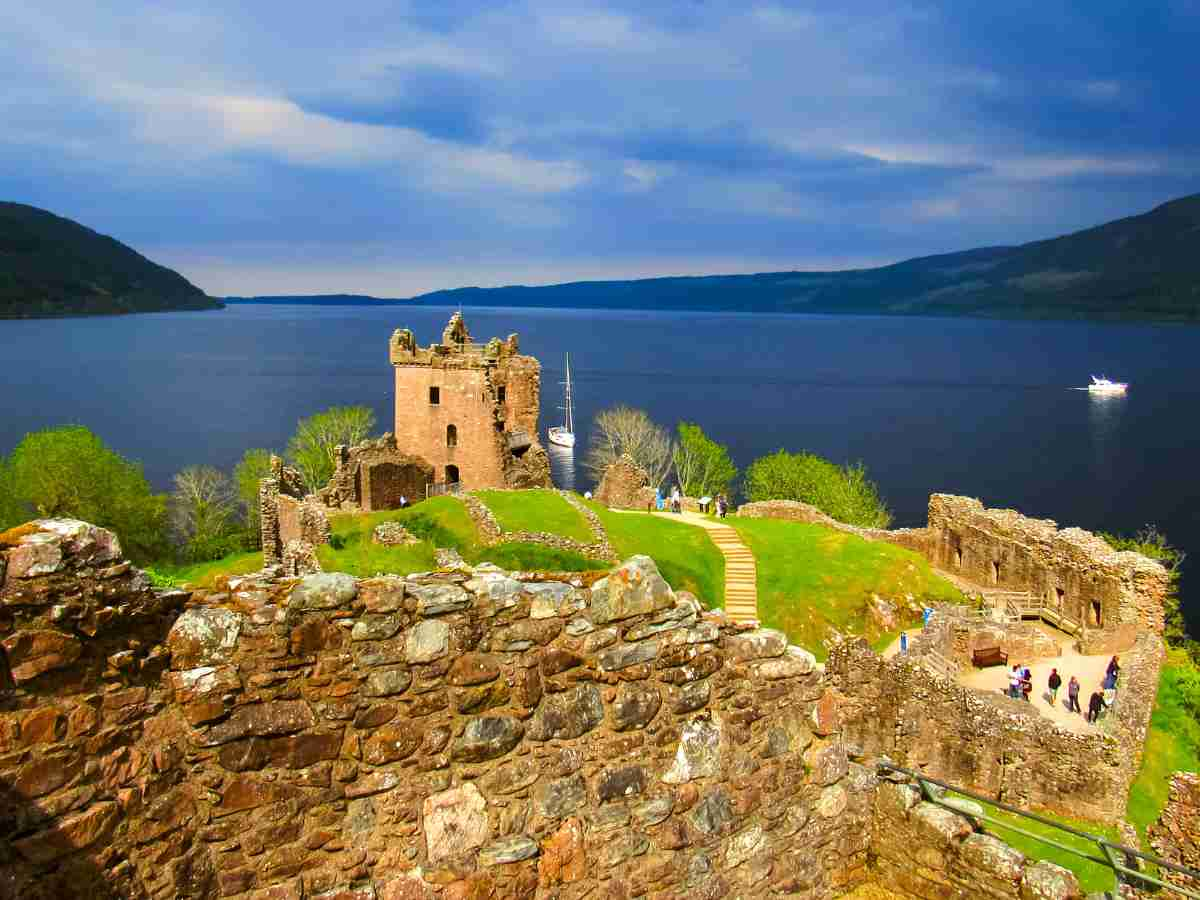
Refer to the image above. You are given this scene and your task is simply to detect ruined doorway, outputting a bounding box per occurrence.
[1090,600,1102,627]
[991,560,1000,584]
[446,464,460,484]
[954,547,962,569]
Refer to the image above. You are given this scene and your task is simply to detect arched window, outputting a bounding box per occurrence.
[447,424,458,447]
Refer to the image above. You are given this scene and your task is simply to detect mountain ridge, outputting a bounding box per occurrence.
[0,202,220,318]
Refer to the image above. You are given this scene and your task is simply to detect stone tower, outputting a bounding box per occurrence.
[389,313,552,491]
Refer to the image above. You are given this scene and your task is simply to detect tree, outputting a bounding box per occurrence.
[285,405,375,493]
[584,406,674,488]
[672,423,737,498]
[169,466,239,562]
[743,449,892,528]
[1102,526,1187,647]
[5,425,168,560]
[234,448,273,548]
[0,456,22,531]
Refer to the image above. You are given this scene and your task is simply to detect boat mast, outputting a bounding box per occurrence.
[563,353,574,434]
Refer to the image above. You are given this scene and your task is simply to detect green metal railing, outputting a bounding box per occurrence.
[877,761,1200,898]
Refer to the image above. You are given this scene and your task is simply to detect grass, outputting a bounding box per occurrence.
[946,791,1120,893]
[1127,648,1200,847]
[724,516,964,659]
[579,499,725,609]
[152,550,264,589]
[474,489,593,542]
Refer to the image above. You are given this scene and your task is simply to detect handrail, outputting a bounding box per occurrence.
[876,760,1200,898]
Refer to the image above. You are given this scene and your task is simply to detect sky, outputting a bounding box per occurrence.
[4,1,1200,297]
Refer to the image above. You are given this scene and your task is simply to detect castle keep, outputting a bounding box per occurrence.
[389,313,551,493]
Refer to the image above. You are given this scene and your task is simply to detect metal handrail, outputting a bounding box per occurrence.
[877,761,1200,898]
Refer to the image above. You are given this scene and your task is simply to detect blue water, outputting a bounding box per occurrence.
[3,304,1198,619]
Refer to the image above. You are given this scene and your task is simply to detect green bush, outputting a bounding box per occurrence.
[286,406,375,493]
[673,422,737,498]
[743,449,891,528]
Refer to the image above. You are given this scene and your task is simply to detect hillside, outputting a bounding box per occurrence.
[407,193,1200,321]
[0,202,220,318]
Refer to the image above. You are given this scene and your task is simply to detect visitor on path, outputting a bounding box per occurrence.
[1021,667,1033,702]
[899,632,908,655]
[671,486,681,513]
[1107,656,1121,683]
[1008,665,1022,699]
[399,495,408,508]
[1087,690,1105,723]
[1067,675,1082,713]
[584,490,592,501]
[717,495,727,518]
[1048,669,1062,705]
[700,495,712,514]
[655,487,664,511]
[1103,669,1118,691]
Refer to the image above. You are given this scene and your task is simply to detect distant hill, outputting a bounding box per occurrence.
[0,202,220,318]
[407,193,1200,321]
[224,294,413,306]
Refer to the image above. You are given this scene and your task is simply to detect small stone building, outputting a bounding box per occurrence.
[258,455,331,568]
[318,434,434,511]
[390,313,551,491]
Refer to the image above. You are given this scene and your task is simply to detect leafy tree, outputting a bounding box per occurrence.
[285,406,375,493]
[672,423,737,498]
[1102,526,1188,648]
[743,449,892,528]
[583,405,674,488]
[169,465,240,562]
[0,456,22,531]
[5,425,167,560]
[234,448,273,548]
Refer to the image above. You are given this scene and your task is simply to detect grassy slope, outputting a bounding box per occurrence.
[725,517,963,657]
[580,500,725,609]
[474,489,593,542]
[151,550,264,588]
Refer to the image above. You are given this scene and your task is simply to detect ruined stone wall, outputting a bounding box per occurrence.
[462,492,618,564]
[0,520,192,900]
[319,436,434,512]
[259,457,330,568]
[1148,772,1200,895]
[825,639,1136,822]
[911,605,1062,671]
[734,500,933,556]
[870,778,1084,899]
[390,315,551,492]
[925,494,1168,641]
[1,520,877,900]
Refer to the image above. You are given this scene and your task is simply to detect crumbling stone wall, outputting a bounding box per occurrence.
[0,520,192,900]
[1,520,877,900]
[463,491,619,564]
[870,778,1084,899]
[1148,771,1200,895]
[825,638,1157,822]
[259,456,331,568]
[319,435,434,512]
[909,604,1062,671]
[735,500,934,556]
[594,458,649,509]
[390,313,552,492]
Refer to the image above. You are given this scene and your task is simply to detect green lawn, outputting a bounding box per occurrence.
[474,489,593,542]
[1127,648,1200,848]
[149,550,264,588]
[579,499,725,609]
[946,791,1120,893]
[724,516,964,658]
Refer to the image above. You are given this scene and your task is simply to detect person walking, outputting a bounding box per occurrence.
[1048,668,1062,706]
[1008,665,1022,699]
[1087,690,1105,723]
[1106,656,1121,684]
[671,486,681,513]
[1067,675,1082,713]
[899,632,908,655]
[655,487,664,511]
[1021,667,1033,702]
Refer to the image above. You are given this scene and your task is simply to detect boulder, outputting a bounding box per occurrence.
[589,556,674,623]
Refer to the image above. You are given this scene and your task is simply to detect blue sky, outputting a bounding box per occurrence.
[4,1,1199,296]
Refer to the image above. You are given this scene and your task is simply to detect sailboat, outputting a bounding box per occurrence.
[548,353,576,448]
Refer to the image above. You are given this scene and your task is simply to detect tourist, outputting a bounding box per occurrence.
[399,495,408,509]
[1008,665,1022,699]
[1067,675,1082,713]
[655,487,664,511]
[1087,690,1105,723]
[1021,667,1033,702]
[1107,656,1121,683]
[899,632,908,655]
[1047,668,1062,705]
[671,485,681,513]
[719,494,729,518]
[583,490,592,501]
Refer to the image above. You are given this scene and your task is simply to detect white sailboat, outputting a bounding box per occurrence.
[1086,375,1128,394]
[548,353,576,448]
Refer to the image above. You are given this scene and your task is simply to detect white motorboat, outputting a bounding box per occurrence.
[547,353,576,448]
[1086,375,1128,394]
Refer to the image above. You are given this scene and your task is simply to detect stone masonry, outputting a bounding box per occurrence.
[318,435,434,512]
[258,456,331,569]
[390,313,552,492]
[1,518,879,900]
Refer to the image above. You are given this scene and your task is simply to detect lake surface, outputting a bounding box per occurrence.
[4,303,1198,620]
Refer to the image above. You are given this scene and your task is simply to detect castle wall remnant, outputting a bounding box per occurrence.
[0,520,880,900]
[258,455,330,569]
[390,313,552,492]
[1148,772,1200,895]
[318,434,434,512]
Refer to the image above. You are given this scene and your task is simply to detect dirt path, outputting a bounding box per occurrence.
[649,511,760,625]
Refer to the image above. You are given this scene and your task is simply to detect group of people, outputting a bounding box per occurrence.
[652,487,730,517]
[1006,655,1121,724]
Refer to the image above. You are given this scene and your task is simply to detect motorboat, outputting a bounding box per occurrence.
[1086,375,1128,394]
[547,353,576,448]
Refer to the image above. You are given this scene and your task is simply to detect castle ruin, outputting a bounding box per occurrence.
[389,313,551,493]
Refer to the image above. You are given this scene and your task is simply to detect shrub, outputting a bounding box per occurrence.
[672,423,737,498]
[286,406,375,493]
[743,449,891,528]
